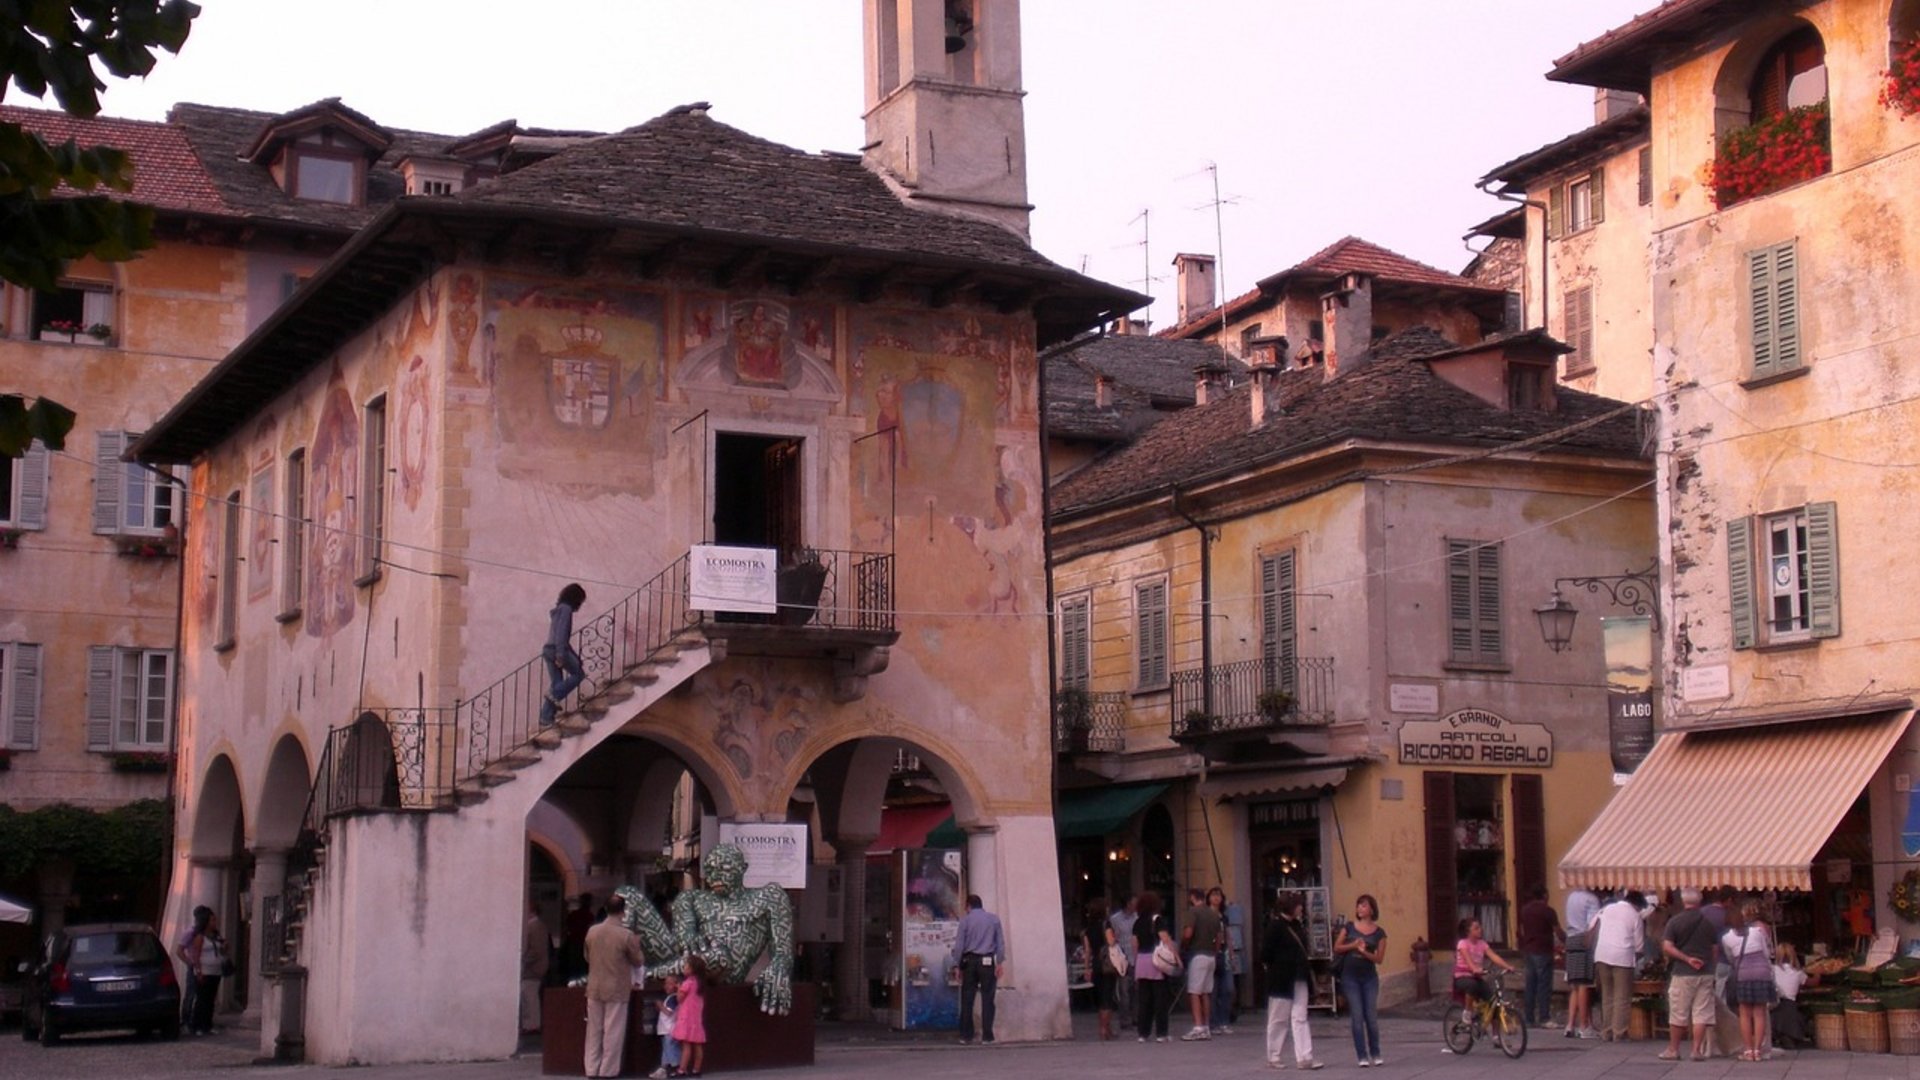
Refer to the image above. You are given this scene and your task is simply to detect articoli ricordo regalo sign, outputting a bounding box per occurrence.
[1397,708,1553,768]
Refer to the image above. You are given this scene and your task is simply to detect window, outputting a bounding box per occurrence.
[1134,578,1168,691]
[1549,169,1605,237]
[1750,26,1827,119]
[1239,323,1263,357]
[280,449,306,621]
[0,442,50,530]
[1507,363,1549,410]
[279,272,311,303]
[292,152,358,204]
[357,395,387,584]
[420,179,454,196]
[1446,539,1503,665]
[1637,146,1654,206]
[31,281,113,341]
[92,431,174,536]
[1260,550,1297,694]
[1058,594,1091,690]
[2,642,43,750]
[86,646,173,750]
[1727,502,1839,648]
[1747,240,1802,381]
[217,492,240,650]
[1562,285,1595,375]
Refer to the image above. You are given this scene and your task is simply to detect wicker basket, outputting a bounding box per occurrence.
[1888,1008,1920,1055]
[1847,1004,1890,1054]
[1815,1010,1849,1051]
[1629,1004,1653,1040]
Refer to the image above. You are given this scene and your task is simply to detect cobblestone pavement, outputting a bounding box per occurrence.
[5,1005,1920,1079]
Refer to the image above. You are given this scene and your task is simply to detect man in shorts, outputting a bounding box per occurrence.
[1181,888,1221,1040]
[1661,888,1719,1061]
[1563,886,1602,1039]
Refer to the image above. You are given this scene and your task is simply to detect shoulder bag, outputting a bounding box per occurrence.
[1724,927,1750,1012]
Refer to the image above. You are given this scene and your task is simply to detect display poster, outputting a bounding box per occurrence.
[1603,616,1657,774]
[715,822,809,888]
[899,848,965,1031]
[688,544,777,614]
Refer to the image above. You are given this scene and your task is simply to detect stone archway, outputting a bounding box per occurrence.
[248,734,312,1010]
[188,754,247,1015]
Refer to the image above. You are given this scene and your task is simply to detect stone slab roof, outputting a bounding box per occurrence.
[1,104,227,216]
[1547,0,1782,92]
[1045,334,1244,443]
[1480,106,1651,190]
[1051,326,1648,515]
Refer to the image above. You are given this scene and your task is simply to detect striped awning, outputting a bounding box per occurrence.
[1560,709,1913,892]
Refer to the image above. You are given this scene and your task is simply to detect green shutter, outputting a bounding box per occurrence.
[1727,516,1756,650]
[1060,596,1090,689]
[1476,542,1503,659]
[1136,580,1167,689]
[1589,167,1606,226]
[1261,552,1298,693]
[1748,249,1777,377]
[1805,501,1840,639]
[1447,540,1475,660]
[1772,242,1801,373]
[7,643,41,749]
[86,645,116,750]
[1547,183,1564,240]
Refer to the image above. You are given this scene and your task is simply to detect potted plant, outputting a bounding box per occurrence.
[1884,35,1920,117]
[84,322,113,342]
[776,549,829,627]
[1703,100,1831,209]
[38,319,81,343]
[1182,708,1215,737]
[0,527,20,550]
[1055,687,1093,750]
[1257,688,1295,723]
[110,750,173,773]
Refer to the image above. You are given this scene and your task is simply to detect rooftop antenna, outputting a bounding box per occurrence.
[1125,208,1161,328]
[1189,163,1243,346]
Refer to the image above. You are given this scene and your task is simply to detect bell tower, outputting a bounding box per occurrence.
[862,0,1031,237]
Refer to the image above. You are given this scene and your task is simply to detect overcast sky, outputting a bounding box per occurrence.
[71,1,1655,329]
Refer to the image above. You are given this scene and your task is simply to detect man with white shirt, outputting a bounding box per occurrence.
[1592,890,1647,1042]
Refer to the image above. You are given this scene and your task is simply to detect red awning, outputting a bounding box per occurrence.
[867,804,953,855]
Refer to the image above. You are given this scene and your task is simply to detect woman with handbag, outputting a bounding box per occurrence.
[1261,891,1324,1070]
[1721,901,1776,1061]
[187,912,229,1036]
[1336,894,1387,1067]
[1132,891,1178,1042]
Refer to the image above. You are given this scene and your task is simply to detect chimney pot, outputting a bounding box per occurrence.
[1322,272,1374,378]
[1173,253,1217,326]
[1193,362,1227,406]
[1094,374,1114,408]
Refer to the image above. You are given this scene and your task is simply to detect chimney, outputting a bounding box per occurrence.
[1111,314,1149,336]
[1094,374,1114,408]
[1248,355,1281,428]
[1321,271,1374,377]
[1173,253,1217,326]
[1193,363,1227,406]
[1595,88,1641,122]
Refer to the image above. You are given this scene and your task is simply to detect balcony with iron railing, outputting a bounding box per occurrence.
[1169,655,1335,752]
[1053,687,1129,753]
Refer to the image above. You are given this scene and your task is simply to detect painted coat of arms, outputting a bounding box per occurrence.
[547,323,615,429]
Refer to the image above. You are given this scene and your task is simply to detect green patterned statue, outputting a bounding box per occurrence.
[614,843,796,1015]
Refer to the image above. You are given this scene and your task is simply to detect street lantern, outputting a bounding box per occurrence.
[1535,589,1579,653]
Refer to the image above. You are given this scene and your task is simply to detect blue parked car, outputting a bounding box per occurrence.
[20,923,180,1044]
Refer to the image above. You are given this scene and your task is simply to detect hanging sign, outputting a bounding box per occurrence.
[689,544,777,614]
[1397,708,1553,767]
[1604,616,1657,773]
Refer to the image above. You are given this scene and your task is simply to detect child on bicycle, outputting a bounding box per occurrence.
[1452,917,1516,1009]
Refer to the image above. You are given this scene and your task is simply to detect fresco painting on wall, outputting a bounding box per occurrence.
[679,296,839,403]
[248,463,275,600]
[485,278,667,489]
[307,375,361,639]
[190,465,219,629]
[694,664,819,783]
[447,272,481,385]
[396,354,431,511]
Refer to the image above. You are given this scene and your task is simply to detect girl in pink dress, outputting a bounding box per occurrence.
[673,956,708,1077]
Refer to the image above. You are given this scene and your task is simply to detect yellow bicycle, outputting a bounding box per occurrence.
[1442,970,1528,1059]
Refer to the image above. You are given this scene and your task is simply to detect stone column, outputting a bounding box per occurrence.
[833,834,876,1022]
[248,847,289,1018]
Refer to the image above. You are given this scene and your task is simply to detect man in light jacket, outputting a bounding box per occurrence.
[1592,890,1648,1043]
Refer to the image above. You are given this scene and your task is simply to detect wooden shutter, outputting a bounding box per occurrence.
[1424,771,1458,948]
[1637,146,1653,205]
[1588,167,1605,226]
[1727,515,1756,650]
[1805,501,1841,639]
[1576,288,1595,370]
[1447,541,1475,660]
[1261,552,1298,692]
[86,645,117,750]
[1136,579,1167,689]
[1476,543,1503,660]
[1772,242,1801,373]
[1510,774,1546,898]
[93,430,127,533]
[1547,183,1564,240]
[7,643,42,749]
[16,442,49,529]
[1060,596,1090,689]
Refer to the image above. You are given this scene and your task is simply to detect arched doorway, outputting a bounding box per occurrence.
[250,734,313,1009]
[188,754,248,1014]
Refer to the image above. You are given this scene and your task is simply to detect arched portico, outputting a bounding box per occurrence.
[188,753,248,1014]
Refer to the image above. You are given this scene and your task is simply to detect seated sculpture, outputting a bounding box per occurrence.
[614,842,795,1015]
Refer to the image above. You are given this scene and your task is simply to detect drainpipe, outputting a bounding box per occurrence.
[1472,179,1550,333]
[1169,490,1214,720]
[140,462,191,928]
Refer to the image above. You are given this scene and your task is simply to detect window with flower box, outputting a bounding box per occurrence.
[93,431,175,538]
[31,281,114,343]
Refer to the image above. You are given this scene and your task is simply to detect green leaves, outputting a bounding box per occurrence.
[0,799,170,879]
[0,392,77,454]
[2,0,202,116]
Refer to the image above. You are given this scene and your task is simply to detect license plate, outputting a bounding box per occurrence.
[96,980,138,993]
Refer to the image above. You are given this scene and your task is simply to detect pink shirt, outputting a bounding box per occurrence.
[1453,937,1491,978]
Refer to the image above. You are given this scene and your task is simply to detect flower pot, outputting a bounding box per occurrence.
[776,562,828,627]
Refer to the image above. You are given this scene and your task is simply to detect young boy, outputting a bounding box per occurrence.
[649,973,681,1079]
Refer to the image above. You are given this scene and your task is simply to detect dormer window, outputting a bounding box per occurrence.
[400,157,468,196]
[244,99,394,209]
[1507,362,1552,411]
[291,146,360,204]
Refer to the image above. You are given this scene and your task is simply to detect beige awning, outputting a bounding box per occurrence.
[1560,709,1913,892]
[1201,766,1351,802]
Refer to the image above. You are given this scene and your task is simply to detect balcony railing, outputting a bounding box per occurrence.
[1054,688,1128,753]
[1169,655,1334,739]
[728,547,896,632]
